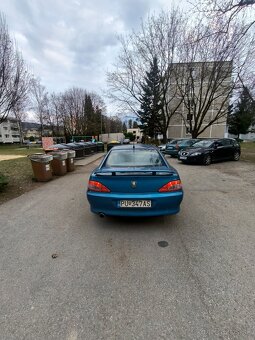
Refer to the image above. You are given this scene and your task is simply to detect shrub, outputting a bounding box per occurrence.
[0,173,9,192]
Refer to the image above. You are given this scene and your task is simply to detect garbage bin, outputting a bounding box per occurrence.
[65,150,76,172]
[50,151,68,176]
[28,153,53,182]
[66,143,84,158]
[96,142,104,152]
[107,141,121,151]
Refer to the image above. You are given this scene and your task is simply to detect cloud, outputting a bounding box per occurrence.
[1,0,185,112]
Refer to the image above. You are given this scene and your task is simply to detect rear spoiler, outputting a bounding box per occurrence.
[95,170,175,176]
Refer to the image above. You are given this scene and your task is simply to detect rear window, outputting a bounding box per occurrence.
[104,149,164,167]
[179,139,196,146]
[192,140,214,148]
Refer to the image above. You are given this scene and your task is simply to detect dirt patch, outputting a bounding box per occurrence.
[0,155,26,161]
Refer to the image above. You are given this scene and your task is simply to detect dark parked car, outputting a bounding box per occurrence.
[164,138,199,157]
[178,138,240,165]
[87,144,183,217]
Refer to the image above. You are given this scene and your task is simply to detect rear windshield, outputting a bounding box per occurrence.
[178,139,196,146]
[104,149,164,167]
[192,140,214,148]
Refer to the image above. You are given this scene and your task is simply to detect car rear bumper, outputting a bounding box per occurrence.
[178,155,204,164]
[164,150,178,157]
[87,191,183,217]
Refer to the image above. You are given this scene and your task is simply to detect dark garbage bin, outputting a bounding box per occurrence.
[96,142,104,152]
[73,142,91,156]
[44,144,69,153]
[50,151,68,176]
[107,141,121,151]
[65,150,76,172]
[66,143,84,158]
[86,142,97,154]
[28,153,53,182]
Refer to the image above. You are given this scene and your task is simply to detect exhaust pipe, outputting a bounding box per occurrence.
[99,212,105,218]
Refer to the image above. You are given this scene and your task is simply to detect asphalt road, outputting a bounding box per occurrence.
[0,156,254,340]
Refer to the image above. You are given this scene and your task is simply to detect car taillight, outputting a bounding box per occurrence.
[159,180,182,192]
[88,180,110,192]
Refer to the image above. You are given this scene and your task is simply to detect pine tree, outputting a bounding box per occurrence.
[137,57,163,139]
[228,87,255,138]
[122,122,127,133]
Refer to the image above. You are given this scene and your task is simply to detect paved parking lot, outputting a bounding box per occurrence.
[0,157,254,339]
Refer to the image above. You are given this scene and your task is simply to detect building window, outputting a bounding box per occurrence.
[5,134,10,138]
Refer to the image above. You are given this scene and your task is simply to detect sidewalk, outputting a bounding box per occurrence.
[74,152,105,166]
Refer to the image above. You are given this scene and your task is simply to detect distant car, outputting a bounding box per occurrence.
[87,144,183,217]
[164,139,199,157]
[123,138,130,144]
[178,138,241,165]
[158,144,166,152]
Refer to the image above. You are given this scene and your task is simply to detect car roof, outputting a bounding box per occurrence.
[109,144,158,151]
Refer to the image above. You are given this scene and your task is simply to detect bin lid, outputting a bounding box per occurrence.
[65,150,76,158]
[50,151,68,160]
[28,153,53,163]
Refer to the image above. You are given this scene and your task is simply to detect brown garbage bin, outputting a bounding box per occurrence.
[50,151,68,176]
[65,150,76,172]
[28,153,53,182]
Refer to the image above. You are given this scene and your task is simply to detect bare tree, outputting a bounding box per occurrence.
[47,87,106,140]
[190,0,255,36]
[173,15,255,137]
[30,78,49,138]
[0,13,31,123]
[12,100,28,144]
[107,9,187,142]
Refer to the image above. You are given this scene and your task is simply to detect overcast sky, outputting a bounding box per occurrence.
[1,0,189,114]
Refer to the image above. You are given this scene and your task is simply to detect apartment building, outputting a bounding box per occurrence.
[0,118,20,143]
[167,61,232,139]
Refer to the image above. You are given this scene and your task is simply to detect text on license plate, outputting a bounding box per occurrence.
[180,156,187,160]
[119,200,151,208]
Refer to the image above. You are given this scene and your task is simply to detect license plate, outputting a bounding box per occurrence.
[119,200,151,208]
[180,156,187,160]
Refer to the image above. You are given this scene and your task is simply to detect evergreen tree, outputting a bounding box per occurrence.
[84,94,95,136]
[122,122,127,133]
[228,87,255,138]
[133,120,138,128]
[137,56,163,140]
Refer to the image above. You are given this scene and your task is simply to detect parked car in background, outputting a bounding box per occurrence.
[158,144,166,152]
[164,138,199,157]
[87,144,183,217]
[123,138,130,144]
[178,138,241,165]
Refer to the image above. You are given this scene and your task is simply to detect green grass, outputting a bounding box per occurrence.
[0,145,44,204]
[240,142,255,163]
[0,144,43,156]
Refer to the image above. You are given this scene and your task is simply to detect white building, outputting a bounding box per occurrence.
[0,118,20,144]
[127,128,143,141]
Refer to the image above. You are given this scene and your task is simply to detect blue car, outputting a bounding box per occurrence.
[87,144,183,217]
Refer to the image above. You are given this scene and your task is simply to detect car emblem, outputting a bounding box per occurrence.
[131,181,137,188]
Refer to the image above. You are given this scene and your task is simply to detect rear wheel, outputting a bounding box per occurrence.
[233,151,240,161]
[203,154,211,165]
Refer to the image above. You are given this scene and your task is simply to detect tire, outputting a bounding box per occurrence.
[233,151,240,161]
[203,154,211,165]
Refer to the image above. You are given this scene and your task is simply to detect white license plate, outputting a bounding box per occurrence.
[180,156,187,160]
[119,200,151,208]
